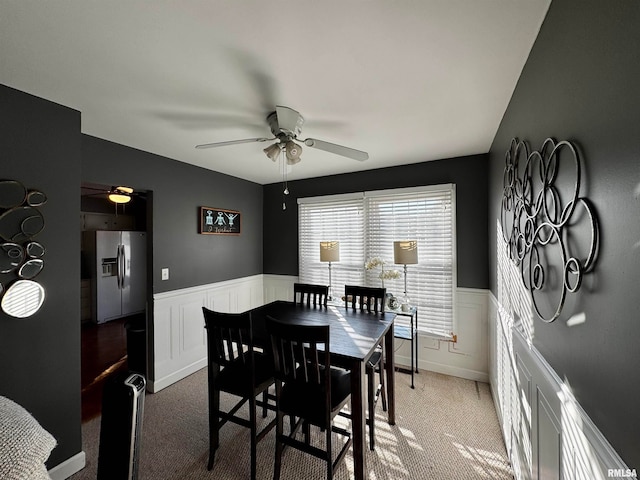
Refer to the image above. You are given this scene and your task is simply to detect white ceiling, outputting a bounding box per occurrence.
[0,1,550,185]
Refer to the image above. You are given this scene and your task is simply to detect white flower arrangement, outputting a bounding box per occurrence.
[379,269,401,280]
[365,257,386,270]
[365,257,400,285]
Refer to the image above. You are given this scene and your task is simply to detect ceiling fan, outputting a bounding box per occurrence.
[195,105,369,164]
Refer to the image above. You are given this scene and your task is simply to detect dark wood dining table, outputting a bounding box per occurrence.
[250,300,396,480]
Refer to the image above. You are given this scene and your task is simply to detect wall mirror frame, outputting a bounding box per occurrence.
[0,178,47,318]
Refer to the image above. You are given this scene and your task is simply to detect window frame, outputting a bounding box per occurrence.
[298,184,457,338]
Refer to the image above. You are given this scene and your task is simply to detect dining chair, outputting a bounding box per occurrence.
[266,316,353,480]
[202,307,276,480]
[343,285,387,450]
[293,282,329,307]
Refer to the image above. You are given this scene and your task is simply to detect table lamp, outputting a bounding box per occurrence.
[320,241,340,301]
[394,240,418,311]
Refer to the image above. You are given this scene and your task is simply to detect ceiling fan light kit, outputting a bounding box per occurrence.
[108,186,134,204]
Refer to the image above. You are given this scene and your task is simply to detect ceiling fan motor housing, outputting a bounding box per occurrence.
[267,106,304,139]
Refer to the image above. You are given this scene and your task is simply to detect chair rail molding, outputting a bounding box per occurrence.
[489,292,630,480]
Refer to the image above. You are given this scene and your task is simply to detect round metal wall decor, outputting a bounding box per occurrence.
[0,179,47,318]
[501,138,599,323]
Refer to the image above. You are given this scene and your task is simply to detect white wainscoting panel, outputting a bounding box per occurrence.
[489,293,632,480]
[150,274,264,392]
[262,274,297,303]
[394,287,489,383]
[151,275,485,395]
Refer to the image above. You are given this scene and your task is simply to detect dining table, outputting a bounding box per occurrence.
[249,300,396,480]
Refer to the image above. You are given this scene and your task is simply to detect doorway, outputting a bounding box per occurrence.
[80,182,149,422]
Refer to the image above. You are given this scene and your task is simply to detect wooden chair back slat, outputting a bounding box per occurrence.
[203,310,252,369]
[293,283,329,307]
[344,285,386,313]
[267,316,329,388]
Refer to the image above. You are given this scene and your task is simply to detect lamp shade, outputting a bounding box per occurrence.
[394,240,418,265]
[263,143,281,162]
[320,241,340,262]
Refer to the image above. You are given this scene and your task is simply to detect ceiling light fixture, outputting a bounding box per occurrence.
[108,186,133,204]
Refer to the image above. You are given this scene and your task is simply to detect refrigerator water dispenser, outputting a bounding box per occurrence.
[101,257,118,277]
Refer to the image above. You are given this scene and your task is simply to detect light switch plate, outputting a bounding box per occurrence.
[161,268,169,280]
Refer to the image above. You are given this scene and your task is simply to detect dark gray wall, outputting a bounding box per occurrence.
[488,0,640,466]
[264,154,489,289]
[82,135,264,293]
[0,85,83,468]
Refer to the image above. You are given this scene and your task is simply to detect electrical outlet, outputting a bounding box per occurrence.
[161,268,169,280]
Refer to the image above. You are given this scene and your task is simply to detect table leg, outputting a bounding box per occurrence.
[350,360,367,480]
[384,325,396,425]
[415,309,419,374]
[410,314,415,389]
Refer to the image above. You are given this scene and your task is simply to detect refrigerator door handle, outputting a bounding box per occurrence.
[117,245,124,289]
[121,244,126,289]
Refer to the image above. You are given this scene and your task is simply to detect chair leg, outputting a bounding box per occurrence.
[250,395,258,480]
[208,387,220,470]
[379,362,388,412]
[304,421,311,445]
[274,412,284,480]
[367,366,376,451]
[262,390,268,418]
[326,419,333,480]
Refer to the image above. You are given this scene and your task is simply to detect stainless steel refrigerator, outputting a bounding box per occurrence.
[83,231,147,324]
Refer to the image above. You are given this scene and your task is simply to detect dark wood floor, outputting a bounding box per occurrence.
[80,315,143,422]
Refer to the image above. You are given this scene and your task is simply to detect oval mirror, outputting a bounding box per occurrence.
[1,280,46,318]
[21,214,45,238]
[26,241,46,258]
[0,207,45,241]
[18,258,44,279]
[0,180,27,209]
[26,190,48,207]
[0,242,25,274]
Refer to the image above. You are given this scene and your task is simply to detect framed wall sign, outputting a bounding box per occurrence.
[199,207,241,235]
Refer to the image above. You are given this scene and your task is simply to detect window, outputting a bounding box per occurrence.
[298,185,456,337]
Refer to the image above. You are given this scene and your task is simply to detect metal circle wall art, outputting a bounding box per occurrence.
[501,138,599,323]
[0,179,47,318]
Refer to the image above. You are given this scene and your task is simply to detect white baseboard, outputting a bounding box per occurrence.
[48,451,85,480]
[148,358,207,393]
[412,355,490,383]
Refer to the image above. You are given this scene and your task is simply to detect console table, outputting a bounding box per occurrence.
[392,306,419,388]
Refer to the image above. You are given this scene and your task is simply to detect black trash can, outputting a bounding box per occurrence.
[124,316,147,375]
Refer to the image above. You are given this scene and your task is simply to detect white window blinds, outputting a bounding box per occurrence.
[364,186,456,336]
[298,185,456,337]
[298,194,365,300]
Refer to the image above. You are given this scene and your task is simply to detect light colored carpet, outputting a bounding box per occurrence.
[71,368,513,479]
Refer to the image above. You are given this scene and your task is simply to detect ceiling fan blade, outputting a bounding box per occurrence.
[302,138,369,161]
[195,137,273,149]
